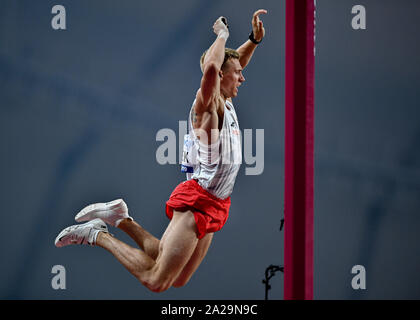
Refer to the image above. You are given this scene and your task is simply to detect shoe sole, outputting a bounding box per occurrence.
[74,199,126,223]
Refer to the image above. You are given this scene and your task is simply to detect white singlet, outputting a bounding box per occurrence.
[186,99,242,200]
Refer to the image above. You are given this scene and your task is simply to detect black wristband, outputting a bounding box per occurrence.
[249,31,262,44]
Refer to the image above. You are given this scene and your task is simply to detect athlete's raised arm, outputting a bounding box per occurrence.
[236,9,267,70]
[195,17,229,113]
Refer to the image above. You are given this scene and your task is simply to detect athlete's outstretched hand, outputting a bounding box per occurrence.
[251,9,267,42]
[213,16,229,40]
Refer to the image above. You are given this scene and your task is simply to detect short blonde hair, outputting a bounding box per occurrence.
[200,48,240,73]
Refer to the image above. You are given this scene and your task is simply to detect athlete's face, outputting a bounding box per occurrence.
[220,59,245,98]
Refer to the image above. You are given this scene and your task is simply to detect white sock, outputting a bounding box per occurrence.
[89,229,101,246]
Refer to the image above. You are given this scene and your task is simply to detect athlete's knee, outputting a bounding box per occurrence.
[145,279,172,293]
[146,282,170,293]
[143,269,174,293]
[172,275,191,288]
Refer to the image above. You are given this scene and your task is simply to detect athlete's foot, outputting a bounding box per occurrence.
[74,199,133,227]
[55,218,109,247]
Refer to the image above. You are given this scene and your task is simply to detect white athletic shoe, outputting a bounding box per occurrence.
[74,199,132,227]
[55,218,108,247]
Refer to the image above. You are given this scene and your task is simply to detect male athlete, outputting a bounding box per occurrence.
[55,9,267,293]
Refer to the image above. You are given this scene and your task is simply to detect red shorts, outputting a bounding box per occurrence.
[165,179,231,239]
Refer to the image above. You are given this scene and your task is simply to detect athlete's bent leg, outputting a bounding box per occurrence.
[96,210,200,293]
[143,210,199,292]
[118,219,160,260]
[96,232,156,279]
[172,232,213,288]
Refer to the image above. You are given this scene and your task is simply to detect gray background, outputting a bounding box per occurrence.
[0,0,419,300]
